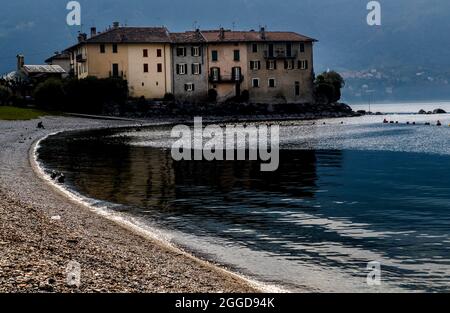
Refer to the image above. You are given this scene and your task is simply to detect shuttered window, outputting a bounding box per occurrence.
[192,63,201,75]
[184,83,195,92]
[211,50,218,62]
[300,43,305,53]
[233,50,240,61]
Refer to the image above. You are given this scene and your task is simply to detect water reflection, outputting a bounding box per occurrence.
[37,127,450,292]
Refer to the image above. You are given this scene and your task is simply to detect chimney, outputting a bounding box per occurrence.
[90,27,97,37]
[260,26,266,40]
[16,54,25,71]
[219,27,225,40]
[77,33,87,43]
[113,22,120,29]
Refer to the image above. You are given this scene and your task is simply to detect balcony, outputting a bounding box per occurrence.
[209,74,244,84]
[263,51,297,59]
[76,54,87,62]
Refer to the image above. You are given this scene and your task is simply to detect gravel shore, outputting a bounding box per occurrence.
[0,116,257,293]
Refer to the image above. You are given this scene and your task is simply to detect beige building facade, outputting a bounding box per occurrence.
[65,25,316,103]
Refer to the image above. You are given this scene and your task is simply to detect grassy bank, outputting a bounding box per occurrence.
[0,106,51,121]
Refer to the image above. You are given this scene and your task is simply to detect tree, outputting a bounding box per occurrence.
[315,71,345,103]
[33,78,65,110]
[0,86,12,105]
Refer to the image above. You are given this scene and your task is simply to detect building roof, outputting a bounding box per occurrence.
[64,26,317,52]
[22,65,66,74]
[201,30,317,43]
[86,27,171,44]
[170,31,206,43]
[45,52,71,63]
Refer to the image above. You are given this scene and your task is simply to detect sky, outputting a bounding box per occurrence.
[1,0,450,75]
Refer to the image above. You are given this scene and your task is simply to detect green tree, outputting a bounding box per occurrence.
[33,78,65,110]
[0,86,12,105]
[315,71,345,103]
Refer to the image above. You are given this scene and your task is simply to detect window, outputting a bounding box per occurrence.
[112,63,119,77]
[211,50,218,62]
[266,60,276,70]
[286,43,292,57]
[295,81,300,96]
[100,44,105,53]
[252,43,258,53]
[157,63,163,73]
[157,49,162,57]
[252,78,260,88]
[232,67,241,81]
[192,63,201,75]
[177,64,187,75]
[298,60,308,70]
[176,47,186,57]
[268,78,276,88]
[185,83,195,92]
[268,44,274,57]
[191,46,201,57]
[233,50,240,61]
[143,64,149,73]
[112,44,118,53]
[211,67,220,81]
[300,43,305,53]
[143,49,148,57]
[285,60,294,70]
[250,60,261,70]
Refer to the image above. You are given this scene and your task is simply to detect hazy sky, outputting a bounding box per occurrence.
[1,0,450,74]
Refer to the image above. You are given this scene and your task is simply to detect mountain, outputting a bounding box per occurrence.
[1,0,450,101]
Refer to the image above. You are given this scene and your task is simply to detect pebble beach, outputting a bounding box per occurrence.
[0,116,257,293]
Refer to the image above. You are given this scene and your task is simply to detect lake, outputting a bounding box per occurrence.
[37,105,450,292]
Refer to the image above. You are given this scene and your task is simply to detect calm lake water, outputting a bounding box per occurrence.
[37,107,450,292]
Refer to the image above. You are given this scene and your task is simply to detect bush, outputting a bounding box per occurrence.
[64,77,129,114]
[240,90,249,103]
[314,71,345,103]
[208,89,218,103]
[33,78,65,110]
[0,86,12,105]
[163,92,175,102]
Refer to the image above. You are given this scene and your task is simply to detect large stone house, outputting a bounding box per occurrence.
[65,24,316,104]
[202,28,316,104]
[170,31,208,101]
[66,24,173,99]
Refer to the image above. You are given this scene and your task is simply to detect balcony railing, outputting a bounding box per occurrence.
[76,54,87,62]
[263,51,297,59]
[209,74,244,83]
[109,71,124,78]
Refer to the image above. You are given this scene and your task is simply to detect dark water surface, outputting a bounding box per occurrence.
[37,118,450,292]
